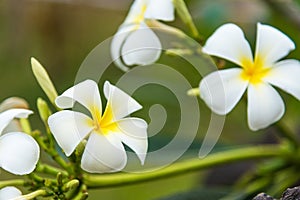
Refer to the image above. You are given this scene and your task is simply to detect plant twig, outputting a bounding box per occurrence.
[0,179,26,188]
[36,163,68,177]
[83,144,286,188]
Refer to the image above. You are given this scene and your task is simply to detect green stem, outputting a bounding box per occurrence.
[83,145,286,188]
[73,184,88,200]
[173,0,201,41]
[33,131,72,174]
[0,179,26,188]
[36,163,68,177]
[62,179,80,192]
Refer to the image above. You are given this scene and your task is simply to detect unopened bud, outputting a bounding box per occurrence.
[31,57,58,104]
[37,98,52,123]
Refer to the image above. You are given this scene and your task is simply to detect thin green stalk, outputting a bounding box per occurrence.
[0,179,26,188]
[173,0,201,40]
[83,145,286,188]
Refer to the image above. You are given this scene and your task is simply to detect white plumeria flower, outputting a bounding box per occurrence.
[0,186,24,200]
[48,80,148,173]
[200,23,300,131]
[0,109,40,175]
[111,0,175,71]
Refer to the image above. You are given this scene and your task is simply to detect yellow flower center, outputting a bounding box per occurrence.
[133,4,147,24]
[90,104,119,135]
[240,56,270,84]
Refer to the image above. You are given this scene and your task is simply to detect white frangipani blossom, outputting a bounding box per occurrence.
[111,0,175,71]
[200,23,300,131]
[48,80,148,173]
[0,186,23,200]
[0,109,40,175]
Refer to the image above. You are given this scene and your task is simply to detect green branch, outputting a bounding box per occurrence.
[36,163,68,177]
[83,145,286,188]
[32,130,73,174]
[0,179,26,188]
[173,0,202,41]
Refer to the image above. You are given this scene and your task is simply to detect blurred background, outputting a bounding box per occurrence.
[1,0,300,199]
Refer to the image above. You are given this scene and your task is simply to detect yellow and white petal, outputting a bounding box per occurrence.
[121,23,162,66]
[81,132,127,173]
[0,132,39,175]
[123,0,147,25]
[0,187,22,200]
[0,109,33,135]
[199,68,248,115]
[255,23,295,66]
[202,23,253,66]
[55,80,102,115]
[247,83,284,131]
[112,118,148,165]
[111,24,135,72]
[145,0,174,21]
[264,59,300,100]
[48,111,94,156]
[102,81,142,123]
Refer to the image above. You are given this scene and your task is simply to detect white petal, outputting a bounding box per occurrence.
[145,0,175,21]
[0,187,22,200]
[81,132,126,173]
[247,83,285,131]
[0,132,39,175]
[0,109,33,135]
[48,111,94,156]
[112,118,148,164]
[264,59,300,100]
[202,23,253,66]
[255,23,295,66]
[103,81,142,122]
[111,24,134,72]
[122,23,162,66]
[199,68,248,115]
[55,80,102,115]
